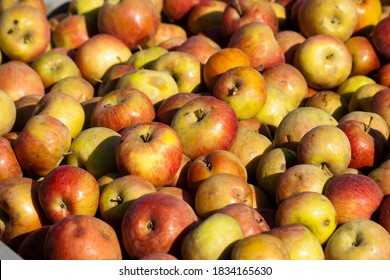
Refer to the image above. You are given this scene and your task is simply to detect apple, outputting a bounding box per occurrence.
[31,91,85,139]
[273,107,338,151]
[17,225,50,260]
[156,92,201,125]
[379,195,390,233]
[256,147,298,200]
[139,252,178,260]
[324,219,390,260]
[31,49,82,90]
[170,95,239,160]
[150,51,203,93]
[372,15,390,60]
[187,0,227,35]
[143,22,187,48]
[99,174,156,231]
[0,0,46,15]
[181,212,244,260]
[0,3,50,62]
[254,85,295,133]
[305,90,348,121]
[375,63,390,87]
[0,90,16,136]
[13,115,72,178]
[97,171,122,192]
[353,0,382,36]
[194,173,253,218]
[12,94,42,132]
[275,163,332,205]
[337,119,385,171]
[202,47,251,92]
[267,223,325,260]
[126,46,168,70]
[116,122,183,188]
[262,63,308,108]
[231,233,290,260]
[0,136,23,183]
[370,88,390,132]
[221,0,278,39]
[121,192,199,259]
[275,30,306,65]
[157,36,187,50]
[238,117,273,141]
[297,125,352,176]
[345,36,381,76]
[227,22,285,72]
[213,65,267,120]
[369,157,390,196]
[116,68,179,108]
[67,127,121,179]
[187,149,248,195]
[275,191,338,244]
[174,34,221,65]
[293,34,353,90]
[98,0,160,51]
[162,0,206,22]
[68,0,104,21]
[336,74,376,103]
[75,33,132,85]
[0,177,47,250]
[96,64,133,97]
[324,173,383,224]
[229,125,274,182]
[348,83,388,112]
[44,214,122,260]
[250,183,275,210]
[0,60,45,102]
[81,96,101,130]
[156,186,195,208]
[216,203,270,237]
[298,0,358,42]
[169,153,192,190]
[49,76,95,103]
[91,87,156,132]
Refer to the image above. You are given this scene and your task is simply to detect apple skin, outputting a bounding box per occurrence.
[90,87,156,132]
[324,173,384,224]
[187,149,248,195]
[98,0,160,51]
[0,177,48,250]
[0,90,16,137]
[213,65,267,120]
[0,60,45,102]
[305,90,348,121]
[187,0,227,35]
[49,76,95,104]
[336,74,376,103]
[0,3,50,62]
[67,127,121,179]
[370,88,390,134]
[116,122,183,188]
[97,64,133,97]
[222,0,278,39]
[194,173,253,218]
[163,0,207,22]
[275,191,338,245]
[170,95,239,160]
[0,0,47,15]
[181,212,244,260]
[12,94,42,132]
[368,157,390,196]
[139,252,178,260]
[227,22,285,72]
[353,0,382,36]
[337,119,385,171]
[143,22,187,49]
[231,233,290,260]
[156,186,195,208]
[267,223,325,260]
[379,195,390,233]
[126,46,168,70]
[297,0,358,42]
[275,30,306,65]
[0,136,23,183]
[17,225,51,260]
[372,15,390,60]
[44,215,122,260]
[324,219,390,260]
[75,33,132,85]
[99,174,156,231]
[38,165,100,223]
[13,115,72,178]
[215,203,270,237]
[121,192,199,259]
[293,34,353,90]
[375,63,390,87]
[348,83,388,112]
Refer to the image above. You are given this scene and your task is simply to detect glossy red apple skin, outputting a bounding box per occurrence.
[163,0,207,22]
[375,63,390,87]
[0,136,23,183]
[379,195,390,234]
[370,89,390,135]
[372,16,390,60]
[44,215,122,260]
[324,173,384,224]
[98,0,160,51]
[121,192,199,259]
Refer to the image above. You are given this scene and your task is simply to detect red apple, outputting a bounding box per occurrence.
[121,192,199,259]
[139,252,178,260]
[17,225,51,260]
[275,30,306,65]
[368,158,390,195]
[187,0,227,35]
[162,0,207,22]
[324,173,384,224]
[353,0,382,36]
[379,195,390,233]
[143,22,187,48]
[370,88,390,134]
[116,122,183,187]
[170,95,239,160]
[38,165,100,223]
[372,14,390,60]
[375,63,390,87]
[98,0,160,51]
[0,136,23,183]
[12,94,42,132]
[156,186,195,208]
[44,215,122,260]
[97,64,133,97]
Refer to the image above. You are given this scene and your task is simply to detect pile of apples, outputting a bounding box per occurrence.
[1,0,390,260]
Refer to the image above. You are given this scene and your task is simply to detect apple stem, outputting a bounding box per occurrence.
[110,195,122,204]
[140,132,152,142]
[204,158,212,170]
[228,86,238,96]
[321,163,334,178]
[365,116,374,133]
[147,221,155,231]
[231,0,243,17]
[194,108,204,122]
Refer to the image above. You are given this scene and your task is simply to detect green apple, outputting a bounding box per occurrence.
[181,213,244,260]
[348,83,388,112]
[336,74,376,103]
[67,127,121,179]
[0,90,16,136]
[126,46,168,70]
[275,191,338,245]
